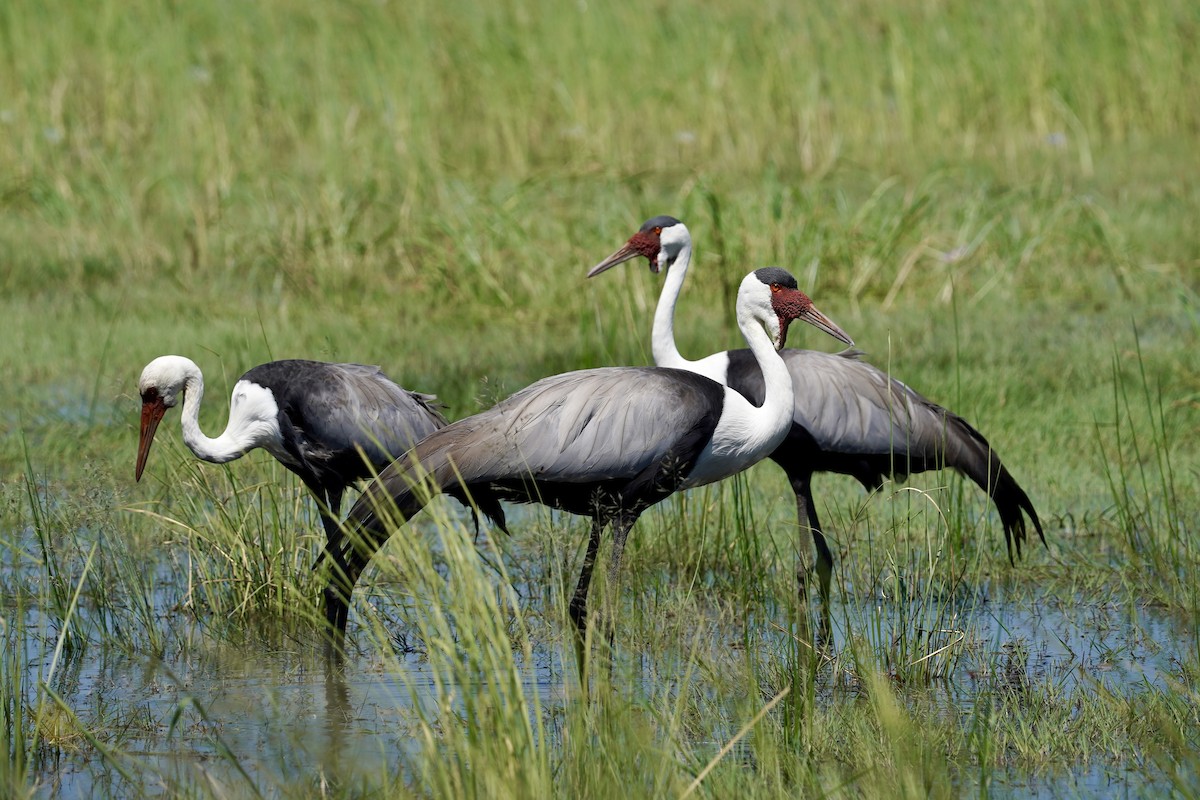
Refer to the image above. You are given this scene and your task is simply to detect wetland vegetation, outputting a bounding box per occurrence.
[1,0,1197,796]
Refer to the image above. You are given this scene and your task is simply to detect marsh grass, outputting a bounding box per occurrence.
[2,459,1198,795]
[1095,332,1196,610]
[1,0,1198,794]
[0,610,34,799]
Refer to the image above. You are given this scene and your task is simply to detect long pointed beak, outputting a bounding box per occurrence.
[136,397,168,481]
[795,303,855,350]
[587,241,645,278]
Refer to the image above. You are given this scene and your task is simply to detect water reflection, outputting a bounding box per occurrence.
[9,572,1197,797]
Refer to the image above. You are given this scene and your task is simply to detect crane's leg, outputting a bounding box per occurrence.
[789,474,831,602]
[311,487,356,652]
[306,483,341,571]
[323,570,353,658]
[602,515,635,655]
[792,474,832,645]
[569,518,605,638]
[569,518,606,682]
[323,539,374,663]
[297,481,351,650]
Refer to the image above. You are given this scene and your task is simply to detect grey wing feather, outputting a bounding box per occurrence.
[348,367,719,531]
[783,349,1044,559]
[306,363,447,463]
[786,350,965,458]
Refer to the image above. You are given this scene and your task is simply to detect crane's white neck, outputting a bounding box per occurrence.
[651,235,691,370]
[684,290,795,488]
[175,366,282,465]
[651,233,732,385]
[734,303,795,444]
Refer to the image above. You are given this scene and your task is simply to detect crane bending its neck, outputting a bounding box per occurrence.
[184,380,283,467]
[137,356,284,478]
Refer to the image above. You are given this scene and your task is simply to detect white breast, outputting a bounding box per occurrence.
[683,385,791,488]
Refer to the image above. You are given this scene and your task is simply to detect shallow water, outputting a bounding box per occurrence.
[823,585,1192,695]
[26,632,572,796]
[3,492,1196,799]
[10,568,1193,797]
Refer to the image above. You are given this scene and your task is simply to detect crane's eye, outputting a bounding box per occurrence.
[653,226,662,235]
[770,284,782,293]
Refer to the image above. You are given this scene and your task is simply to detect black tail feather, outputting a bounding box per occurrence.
[898,402,1045,566]
[991,466,1046,566]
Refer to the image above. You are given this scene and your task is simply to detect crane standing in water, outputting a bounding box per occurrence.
[136,356,448,631]
[333,268,855,648]
[590,216,1044,605]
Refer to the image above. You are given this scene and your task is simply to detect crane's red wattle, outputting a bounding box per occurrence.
[625,230,661,271]
[770,289,815,349]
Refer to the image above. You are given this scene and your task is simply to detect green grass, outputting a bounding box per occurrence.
[1,0,1198,795]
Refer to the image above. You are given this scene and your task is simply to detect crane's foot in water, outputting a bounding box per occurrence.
[568,607,621,700]
[795,568,834,651]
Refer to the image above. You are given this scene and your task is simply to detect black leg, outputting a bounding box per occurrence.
[306,483,343,571]
[792,474,832,646]
[323,580,350,659]
[325,544,371,662]
[568,515,609,690]
[312,487,354,654]
[602,515,635,655]
[789,474,830,602]
[569,518,605,639]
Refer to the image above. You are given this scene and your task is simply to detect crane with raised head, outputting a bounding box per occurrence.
[332,268,854,649]
[589,216,1044,605]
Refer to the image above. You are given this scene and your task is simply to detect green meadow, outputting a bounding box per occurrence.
[1,0,1197,795]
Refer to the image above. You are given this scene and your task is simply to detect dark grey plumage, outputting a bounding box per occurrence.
[588,216,1045,614]
[725,347,1044,591]
[241,360,447,490]
[324,266,852,647]
[237,361,448,625]
[639,214,683,232]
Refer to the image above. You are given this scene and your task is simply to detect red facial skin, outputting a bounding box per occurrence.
[587,226,665,278]
[627,229,661,271]
[769,285,815,349]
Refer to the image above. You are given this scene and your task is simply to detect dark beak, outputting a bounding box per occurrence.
[587,240,655,277]
[136,396,168,481]
[791,303,855,350]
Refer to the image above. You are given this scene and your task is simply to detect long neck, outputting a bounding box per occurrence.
[651,237,692,369]
[178,370,258,464]
[738,315,794,435]
[680,308,796,489]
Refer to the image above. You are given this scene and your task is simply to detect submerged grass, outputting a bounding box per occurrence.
[0,0,1197,795]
